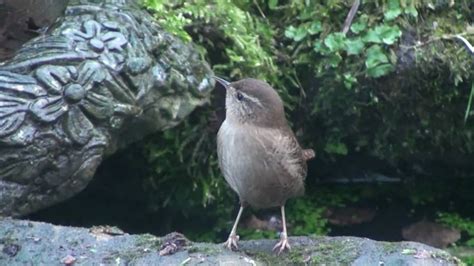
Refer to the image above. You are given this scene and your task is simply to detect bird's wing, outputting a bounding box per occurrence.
[256,127,307,190]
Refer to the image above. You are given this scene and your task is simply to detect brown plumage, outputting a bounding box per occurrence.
[215,77,314,254]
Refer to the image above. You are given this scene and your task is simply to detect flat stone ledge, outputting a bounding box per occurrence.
[0,218,461,265]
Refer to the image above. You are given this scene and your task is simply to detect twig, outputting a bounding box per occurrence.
[454,35,474,55]
[253,0,266,19]
[342,0,360,34]
[399,32,472,51]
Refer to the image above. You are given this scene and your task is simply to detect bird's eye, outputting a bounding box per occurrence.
[236,92,244,101]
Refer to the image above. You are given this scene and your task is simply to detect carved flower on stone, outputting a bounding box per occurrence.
[62,20,128,71]
[30,61,115,145]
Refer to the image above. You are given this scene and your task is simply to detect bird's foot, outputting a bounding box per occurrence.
[224,234,240,251]
[273,233,291,255]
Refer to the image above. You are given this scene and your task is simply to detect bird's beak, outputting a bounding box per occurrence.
[213,76,231,89]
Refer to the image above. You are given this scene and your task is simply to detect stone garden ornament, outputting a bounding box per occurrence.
[0,0,213,217]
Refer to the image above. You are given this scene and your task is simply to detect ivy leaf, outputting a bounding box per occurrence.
[345,38,365,55]
[326,53,342,68]
[365,45,389,69]
[324,33,346,52]
[364,25,401,45]
[285,26,307,42]
[366,64,393,78]
[364,29,381,43]
[313,40,324,52]
[343,73,357,89]
[308,21,322,35]
[365,45,393,78]
[379,25,402,45]
[293,28,308,41]
[351,14,368,34]
[268,0,278,9]
[384,0,402,20]
[404,5,418,17]
[284,26,296,39]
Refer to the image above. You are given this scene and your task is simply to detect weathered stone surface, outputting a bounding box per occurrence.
[0,218,460,265]
[0,0,213,217]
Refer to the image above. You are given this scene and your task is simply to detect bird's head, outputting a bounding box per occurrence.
[214,77,286,128]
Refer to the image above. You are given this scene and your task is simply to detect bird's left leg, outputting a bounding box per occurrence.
[273,205,291,254]
[224,205,244,250]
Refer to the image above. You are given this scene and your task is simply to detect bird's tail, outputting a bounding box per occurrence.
[303,149,315,161]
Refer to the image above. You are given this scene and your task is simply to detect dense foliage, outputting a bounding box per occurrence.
[134,0,474,254]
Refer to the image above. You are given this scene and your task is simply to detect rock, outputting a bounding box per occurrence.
[0,218,461,265]
[0,0,213,217]
[402,220,461,249]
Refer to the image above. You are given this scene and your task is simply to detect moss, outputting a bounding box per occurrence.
[286,246,309,264]
[309,239,360,265]
[186,244,221,256]
[245,238,361,265]
[381,242,399,254]
[135,234,162,250]
[431,250,464,265]
[248,251,283,265]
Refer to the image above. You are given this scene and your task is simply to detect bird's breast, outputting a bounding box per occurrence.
[217,120,304,208]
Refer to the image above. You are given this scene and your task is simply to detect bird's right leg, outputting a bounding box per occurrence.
[224,205,244,250]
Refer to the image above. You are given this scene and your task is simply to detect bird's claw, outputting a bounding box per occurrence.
[224,234,240,251]
[273,233,291,255]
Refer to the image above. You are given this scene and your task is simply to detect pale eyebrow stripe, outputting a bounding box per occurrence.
[239,91,264,108]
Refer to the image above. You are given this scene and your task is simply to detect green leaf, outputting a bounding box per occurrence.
[365,45,388,68]
[364,25,401,45]
[343,73,357,89]
[293,27,308,41]
[366,64,393,78]
[328,53,342,67]
[308,21,322,35]
[351,14,368,34]
[404,5,418,17]
[268,0,278,9]
[345,38,365,55]
[379,25,402,45]
[285,26,307,42]
[351,22,366,34]
[324,141,348,155]
[384,0,402,20]
[284,25,297,39]
[365,44,394,78]
[364,29,381,43]
[324,32,346,52]
[313,40,324,52]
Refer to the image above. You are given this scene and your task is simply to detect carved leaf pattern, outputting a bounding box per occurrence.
[0,95,28,137]
[35,65,77,94]
[0,71,46,97]
[30,96,68,122]
[64,105,93,145]
[0,71,44,137]
[101,32,127,51]
[81,88,114,120]
[0,112,26,137]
